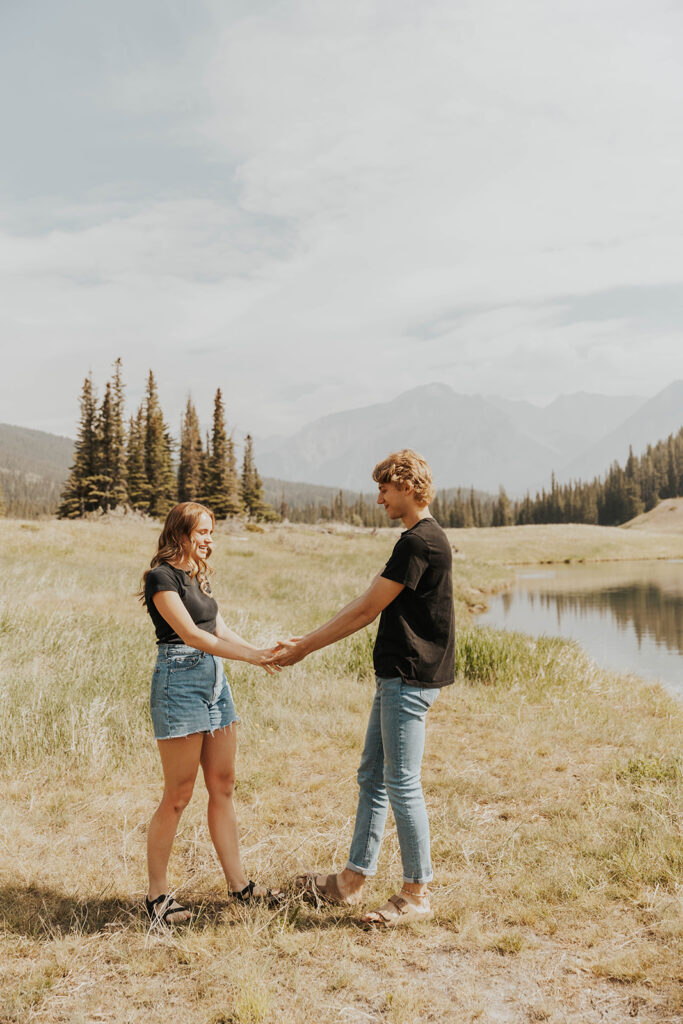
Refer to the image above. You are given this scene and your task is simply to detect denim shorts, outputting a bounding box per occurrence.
[150,644,239,740]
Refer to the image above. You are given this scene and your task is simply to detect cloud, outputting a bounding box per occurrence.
[1,0,683,438]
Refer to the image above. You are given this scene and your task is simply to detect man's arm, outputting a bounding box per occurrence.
[270,574,404,666]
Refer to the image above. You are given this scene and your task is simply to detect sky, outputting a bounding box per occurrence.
[1,0,682,442]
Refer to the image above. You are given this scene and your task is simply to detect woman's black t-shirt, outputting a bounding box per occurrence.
[144,563,218,645]
[373,517,455,687]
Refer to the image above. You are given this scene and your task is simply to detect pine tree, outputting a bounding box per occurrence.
[581,484,599,524]
[240,433,261,517]
[493,486,513,527]
[178,397,204,502]
[460,491,474,528]
[205,389,241,518]
[623,445,644,520]
[200,430,211,504]
[469,487,480,528]
[332,489,345,522]
[665,436,678,499]
[126,406,149,510]
[240,434,277,521]
[431,493,443,525]
[109,357,128,507]
[90,380,115,510]
[144,371,176,517]
[548,472,564,523]
[78,360,129,513]
[58,373,100,518]
[517,492,533,525]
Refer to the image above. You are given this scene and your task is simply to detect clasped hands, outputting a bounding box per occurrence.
[265,636,309,669]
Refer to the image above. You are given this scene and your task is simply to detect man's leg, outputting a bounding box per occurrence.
[298,679,387,903]
[346,677,390,879]
[362,677,437,923]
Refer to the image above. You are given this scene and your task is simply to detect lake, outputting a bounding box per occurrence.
[477,559,683,698]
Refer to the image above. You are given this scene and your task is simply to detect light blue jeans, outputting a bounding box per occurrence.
[346,676,439,884]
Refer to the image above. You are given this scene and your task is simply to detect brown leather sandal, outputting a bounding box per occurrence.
[294,872,362,907]
[362,893,433,927]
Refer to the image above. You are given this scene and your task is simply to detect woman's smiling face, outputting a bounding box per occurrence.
[190,511,213,561]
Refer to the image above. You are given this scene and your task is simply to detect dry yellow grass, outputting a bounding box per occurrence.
[0,517,681,1023]
[623,498,683,534]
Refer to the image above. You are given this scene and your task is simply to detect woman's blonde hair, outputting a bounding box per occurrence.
[372,450,435,508]
[139,502,215,599]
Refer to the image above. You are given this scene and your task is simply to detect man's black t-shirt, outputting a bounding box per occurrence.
[373,517,455,687]
[144,563,218,645]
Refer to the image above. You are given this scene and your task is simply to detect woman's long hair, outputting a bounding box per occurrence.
[139,502,215,600]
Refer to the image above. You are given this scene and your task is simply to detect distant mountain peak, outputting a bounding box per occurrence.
[654,379,683,397]
[257,383,677,495]
[400,381,454,398]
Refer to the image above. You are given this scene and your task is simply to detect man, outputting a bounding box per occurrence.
[271,449,455,926]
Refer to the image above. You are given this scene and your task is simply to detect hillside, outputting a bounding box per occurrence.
[0,422,74,517]
[0,422,73,480]
[562,381,683,483]
[622,498,683,534]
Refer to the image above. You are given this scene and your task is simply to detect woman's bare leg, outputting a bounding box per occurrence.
[147,733,204,919]
[200,725,250,892]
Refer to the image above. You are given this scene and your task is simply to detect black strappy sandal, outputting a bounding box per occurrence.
[145,893,192,926]
[230,880,284,908]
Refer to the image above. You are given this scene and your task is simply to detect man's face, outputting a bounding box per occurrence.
[376,481,413,520]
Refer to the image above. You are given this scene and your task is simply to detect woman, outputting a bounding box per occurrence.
[141,501,279,925]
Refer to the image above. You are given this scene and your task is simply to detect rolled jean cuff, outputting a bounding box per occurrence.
[403,871,433,884]
[345,859,377,878]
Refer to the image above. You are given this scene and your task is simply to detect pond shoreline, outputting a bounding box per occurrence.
[475,558,683,698]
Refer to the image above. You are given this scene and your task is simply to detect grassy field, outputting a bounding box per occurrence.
[0,517,681,1024]
[448,520,683,566]
[623,498,683,535]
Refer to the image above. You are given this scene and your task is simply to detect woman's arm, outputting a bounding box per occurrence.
[214,611,261,649]
[152,592,278,673]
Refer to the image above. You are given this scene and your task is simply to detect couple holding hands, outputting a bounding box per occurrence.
[142,450,455,929]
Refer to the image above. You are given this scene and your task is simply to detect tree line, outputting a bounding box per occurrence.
[280,489,394,528]
[0,471,62,519]
[277,428,683,529]
[58,360,277,521]
[496,428,683,528]
[7,363,682,527]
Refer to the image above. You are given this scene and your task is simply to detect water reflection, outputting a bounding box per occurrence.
[479,561,683,695]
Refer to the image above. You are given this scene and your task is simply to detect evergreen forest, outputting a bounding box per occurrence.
[57,360,277,522]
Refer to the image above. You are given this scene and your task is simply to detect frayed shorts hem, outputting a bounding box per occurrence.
[154,716,240,742]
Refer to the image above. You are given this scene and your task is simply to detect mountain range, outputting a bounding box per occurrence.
[257,381,683,496]
[1,380,682,512]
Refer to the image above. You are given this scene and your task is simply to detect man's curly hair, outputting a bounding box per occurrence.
[372,449,435,508]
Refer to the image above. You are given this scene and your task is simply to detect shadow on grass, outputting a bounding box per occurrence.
[0,884,364,939]
[0,884,139,938]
